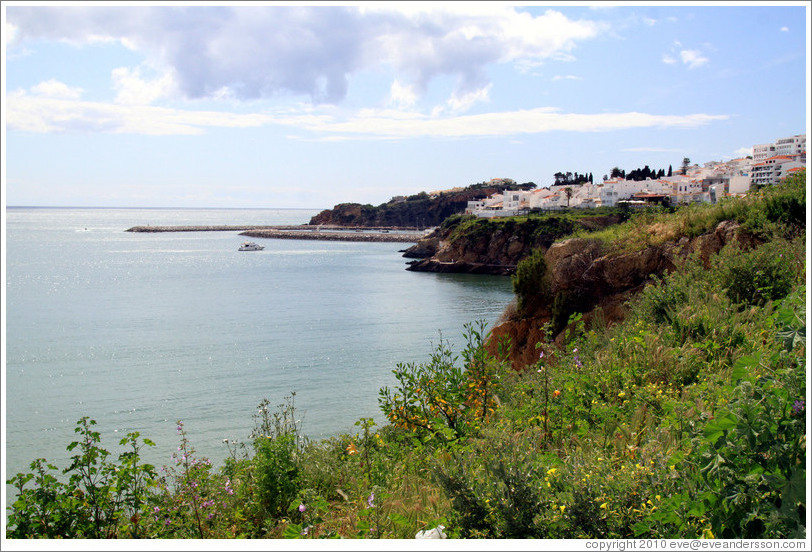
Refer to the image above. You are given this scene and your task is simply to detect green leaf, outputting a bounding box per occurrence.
[782,467,806,506]
[731,355,759,382]
[388,512,410,527]
[283,523,304,539]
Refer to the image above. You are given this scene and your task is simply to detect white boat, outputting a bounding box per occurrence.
[238,241,264,251]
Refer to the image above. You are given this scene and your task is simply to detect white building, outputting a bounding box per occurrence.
[753,133,806,163]
[750,154,805,187]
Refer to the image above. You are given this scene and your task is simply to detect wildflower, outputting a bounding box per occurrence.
[539,350,544,360]
[299,503,306,513]
[792,399,805,416]
[559,505,565,514]
[367,492,375,508]
[223,438,229,444]
[552,389,561,398]
[600,503,608,509]
[346,442,358,455]
[546,467,558,476]
[574,355,583,369]
[618,391,626,399]
[153,506,160,513]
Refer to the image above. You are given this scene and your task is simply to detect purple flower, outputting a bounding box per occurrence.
[539,350,544,360]
[299,503,306,513]
[792,399,805,416]
[574,355,583,369]
[367,492,375,508]
[153,506,160,513]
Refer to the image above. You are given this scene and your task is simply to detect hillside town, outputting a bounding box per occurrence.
[466,133,806,217]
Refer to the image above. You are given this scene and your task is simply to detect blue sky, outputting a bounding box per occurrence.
[2,2,809,209]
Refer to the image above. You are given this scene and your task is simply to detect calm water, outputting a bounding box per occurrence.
[3,208,514,479]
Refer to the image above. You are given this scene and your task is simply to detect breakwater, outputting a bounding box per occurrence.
[126,225,429,243]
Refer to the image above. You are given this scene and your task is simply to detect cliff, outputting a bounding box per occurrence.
[403,213,626,275]
[486,219,762,368]
[309,183,534,228]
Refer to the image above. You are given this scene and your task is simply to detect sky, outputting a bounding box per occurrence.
[2,2,809,209]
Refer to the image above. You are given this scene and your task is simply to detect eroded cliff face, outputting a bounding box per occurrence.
[486,220,760,369]
[404,215,625,275]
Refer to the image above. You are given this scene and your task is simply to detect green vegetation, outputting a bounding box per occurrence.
[7,173,806,539]
[563,175,805,255]
[443,206,626,245]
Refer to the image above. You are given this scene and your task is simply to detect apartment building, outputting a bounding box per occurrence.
[750,154,805,187]
[753,133,805,163]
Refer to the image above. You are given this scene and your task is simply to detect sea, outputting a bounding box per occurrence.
[3,207,515,482]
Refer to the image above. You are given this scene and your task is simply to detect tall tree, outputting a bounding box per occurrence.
[681,157,691,175]
[667,165,673,177]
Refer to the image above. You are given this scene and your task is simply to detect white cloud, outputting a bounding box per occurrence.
[6,5,605,106]
[388,80,418,110]
[780,26,789,32]
[6,90,275,135]
[444,84,491,114]
[680,49,709,69]
[30,79,84,99]
[112,67,177,105]
[552,75,582,81]
[734,146,753,157]
[4,21,18,47]
[663,41,709,69]
[6,90,729,139]
[281,107,729,139]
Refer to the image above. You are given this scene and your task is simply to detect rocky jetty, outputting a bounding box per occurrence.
[126,224,426,243]
[126,225,286,232]
[240,227,426,243]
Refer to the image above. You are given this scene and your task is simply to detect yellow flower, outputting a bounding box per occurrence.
[346,442,358,455]
[546,468,558,476]
[618,391,626,398]
[655,495,661,501]
[559,505,565,514]
[600,503,608,509]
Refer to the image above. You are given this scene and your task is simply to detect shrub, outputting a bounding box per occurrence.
[379,321,507,443]
[6,418,158,538]
[712,240,801,308]
[512,248,552,315]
